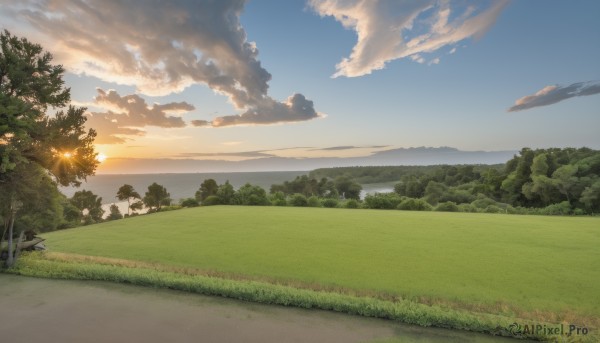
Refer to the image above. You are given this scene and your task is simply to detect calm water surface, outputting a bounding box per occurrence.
[0,274,523,343]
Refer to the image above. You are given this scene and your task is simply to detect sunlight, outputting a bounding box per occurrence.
[97,153,107,162]
[62,152,72,159]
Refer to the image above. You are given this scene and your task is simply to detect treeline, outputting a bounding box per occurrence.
[310,165,504,184]
[314,147,600,215]
[3,147,597,236]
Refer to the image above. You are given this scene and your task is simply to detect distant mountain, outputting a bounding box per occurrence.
[97,147,517,174]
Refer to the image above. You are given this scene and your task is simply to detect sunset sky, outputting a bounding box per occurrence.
[1,0,599,173]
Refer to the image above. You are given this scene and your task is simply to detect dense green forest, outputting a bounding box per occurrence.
[310,147,600,215]
[309,165,504,184]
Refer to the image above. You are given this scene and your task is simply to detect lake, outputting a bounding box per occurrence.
[61,172,397,216]
[61,171,307,205]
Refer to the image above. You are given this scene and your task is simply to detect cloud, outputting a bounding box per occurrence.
[85,113,145,144]
[5,0,321,126]
[313,146,357,151]
[508,81,600,112]
[178,151,275,158]
[94,89,191,128]
[309,0,508,77]
[210,94,320,127]
[310,145,390,151]
[87,88,194,144]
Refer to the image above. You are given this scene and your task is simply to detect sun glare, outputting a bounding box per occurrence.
[97,153,107,162]
[62,152,72,159]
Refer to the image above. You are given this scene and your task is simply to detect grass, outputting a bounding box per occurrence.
[8,206,600,340]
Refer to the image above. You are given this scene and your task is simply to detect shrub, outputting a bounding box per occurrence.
[180,198,200,207]
[272,199,287,206]
[322,198,338,208]
[363,193,402,209]
[344,199,360,209]
[435,201,459,212]
[397,198,432,211]
[159,205,182,212]
[269,191,287,206]
[540,201,572,216]
[307,196,321,207]
[289,193,308,207]
[471,195,499,209]
[484,205,502,213]
[202,195,221,206]
[457,203,478,213]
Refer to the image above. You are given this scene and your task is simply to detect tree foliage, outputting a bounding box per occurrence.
[195,178,218,202]
[70,190,104,225]
[117,184,141,215]
[1,31,97,263]
[143,182,171,212]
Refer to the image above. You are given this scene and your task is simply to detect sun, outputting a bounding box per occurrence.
[97,153,107,162]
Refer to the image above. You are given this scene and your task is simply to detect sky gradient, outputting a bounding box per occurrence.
[1,0,599,173]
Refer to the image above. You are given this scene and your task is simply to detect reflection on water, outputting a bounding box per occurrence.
[0,274,521,343]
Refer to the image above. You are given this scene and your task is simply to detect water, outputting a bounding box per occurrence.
[62,173,397,215]
[61,171,307,205]
[0,274,521,343]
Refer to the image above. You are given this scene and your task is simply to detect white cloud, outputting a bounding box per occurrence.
[3,0,321,126]
[309,0,509,77]
[508,81,600,112]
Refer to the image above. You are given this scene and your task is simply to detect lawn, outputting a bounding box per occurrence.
[39,206,599,321]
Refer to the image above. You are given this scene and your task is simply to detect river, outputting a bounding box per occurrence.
[0,274,522,343]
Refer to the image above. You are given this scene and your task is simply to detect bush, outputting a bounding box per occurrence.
[272,199,287,206]
[307,196,321,207]
[322,198,338,208]
[363,193,402,209]
[247,194,270,206]
[180,198,200,207]
[344,199,360,209]
[202,195,221,206]
[269,191,287,206]
[457,203,478,213]
[471,195,499,209]
[435,201,459,212]
[397,198,432,211]
[159,205,182,212]
[540,201,572,216]
[289,193,308,207]
[484,205,502,213]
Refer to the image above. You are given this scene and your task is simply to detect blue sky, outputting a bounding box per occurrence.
[1,0,599,171]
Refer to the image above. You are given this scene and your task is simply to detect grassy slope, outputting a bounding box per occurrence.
[41,206,600,320]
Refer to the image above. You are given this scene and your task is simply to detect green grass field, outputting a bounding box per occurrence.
[38,206,599,323]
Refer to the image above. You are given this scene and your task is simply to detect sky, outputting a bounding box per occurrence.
[1,0,599,173]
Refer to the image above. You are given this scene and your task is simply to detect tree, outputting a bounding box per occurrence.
[216,181,235,205]
[289,193,308,207]
[1,31,98,265]
[195,179,218,202]
[70,190,104,225]
[334,176,362,200]
[424,181,447,205]
[580,180,600,214]
[117,184,141,215]
[552,165,578,202]
[233,183,269,206]
[106,204,123,221]
[143,182,171,212]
